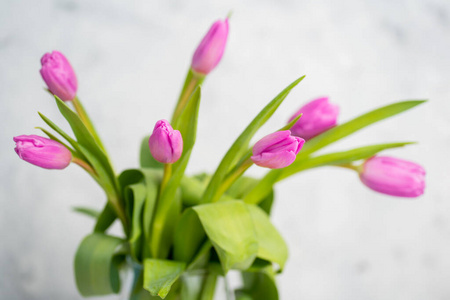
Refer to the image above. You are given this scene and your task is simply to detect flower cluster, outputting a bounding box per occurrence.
[13,16,426,300]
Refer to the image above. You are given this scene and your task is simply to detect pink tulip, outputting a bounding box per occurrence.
[251,130,304,169]
[289,97,339,140]
[14,135,72,169]
[191,18,229,75]
[148,120,183,164]
[359,156,425,197]
[40,51,78,101]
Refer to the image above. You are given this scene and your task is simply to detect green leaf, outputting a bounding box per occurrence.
[280,141,414,180]
[186,241,212,271]
[36,126,75,153]
[246,205,288,270]
[258,190,274,215]
[151,88,201,259]
[118,169,160,260]
[129,267,160,300]
[173,208,207,264]
[192,200,258,273]
[38,112,87,161]
[237,261,279,300]
[201,76,305,204]
[140,135,164,169]
[143,259,186,299]
[180,176,209,207]
[75,144,127,233]
[151,185,183,258]
[94,203,117,233]
[243,170,283,205]
[74,233,126,296]
[54,97,116,184]
[244,142,414,205]
[301,100,426,157]
[124,183,147,261]
[173,86,201,152]
[72,206,100,218]
[226,176,259,200]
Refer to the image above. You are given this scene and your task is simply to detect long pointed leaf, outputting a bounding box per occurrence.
[54,97,116,184]
[300,100,425,157]
[72,206,100,218]
[202,76,305,204]
[244,142,414,204]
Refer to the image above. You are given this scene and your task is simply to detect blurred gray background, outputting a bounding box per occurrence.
[1,0,449,299]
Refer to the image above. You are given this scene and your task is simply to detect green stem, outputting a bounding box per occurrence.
[336,163,362,172]
[72,156,97,177]
[73,158,127,234]
[212,156,253,203]
[72,97,127,233]
[161,163,172,192]
[72,96,106,151]
[199,272,218,300]
[106,191,129,236]
[171,69,205,123]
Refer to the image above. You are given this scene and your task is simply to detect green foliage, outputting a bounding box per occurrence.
[151,88,201,258]
[301,100,425,157]
[119,169,160,261]
[143,259,186,298]
[94,203,117,233]
[74,233,126,296]
[247,205,288,270]
[244,141,415,204]
[201,76,306,204]
[236,260,279,300]
[36,66,424,299]
[193,201,258,272]
[72,206,100,218]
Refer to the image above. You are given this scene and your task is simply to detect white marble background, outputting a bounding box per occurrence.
[1,0,450,299]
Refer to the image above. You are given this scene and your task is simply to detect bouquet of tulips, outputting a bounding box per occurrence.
[13,16,426,300]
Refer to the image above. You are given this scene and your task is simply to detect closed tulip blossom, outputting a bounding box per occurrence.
[148,120,183,164]
[251,130,304,169]
[14,135,72,170]
[191,18,229,75]
[359,156,425,197]
[40,51,78,101]
[289,97,339,140]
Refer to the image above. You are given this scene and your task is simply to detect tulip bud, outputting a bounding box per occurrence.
[359,156,425,198]
[288,97,339,140]
[191,18,229,75]
[148,120,183,164]
[251,130,304,169]
[14,135,72,169]
[40,51,78,101]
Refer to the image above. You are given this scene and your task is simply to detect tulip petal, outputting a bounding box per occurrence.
[251,151,297,169]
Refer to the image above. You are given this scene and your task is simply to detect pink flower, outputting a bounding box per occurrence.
[148,120,183,164]
[191,18,229,75]
[359,156,425,198]
[40,51,78,101]
[289,97,339,140]
[251,130,304,169]
[14,135,72,169]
